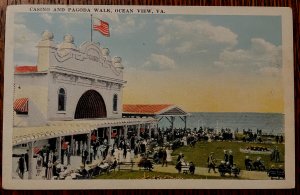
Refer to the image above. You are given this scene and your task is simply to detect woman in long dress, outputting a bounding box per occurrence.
[125,149,131,162]
[130,149,135,162]
[113,147,119,162]
[97,145,102,160]
[46,160,53,180]
[118,148,123,163]
[182,136,187,146]
[166,147,173,163]
[36,154,43,176]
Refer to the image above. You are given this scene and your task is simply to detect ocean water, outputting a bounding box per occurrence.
[158,112,284,135]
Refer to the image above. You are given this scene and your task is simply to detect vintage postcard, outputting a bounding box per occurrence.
[2,5,294,189]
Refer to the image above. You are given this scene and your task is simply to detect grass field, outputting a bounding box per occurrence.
[171,141,284,170]
[93,170,229,179]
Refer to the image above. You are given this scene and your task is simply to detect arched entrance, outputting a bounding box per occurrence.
[75,90,107,119]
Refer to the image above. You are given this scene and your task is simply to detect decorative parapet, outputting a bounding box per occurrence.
[36,31,124,78]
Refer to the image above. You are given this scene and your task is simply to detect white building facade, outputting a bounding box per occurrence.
[14,31,125,127]
[12,31,157,180]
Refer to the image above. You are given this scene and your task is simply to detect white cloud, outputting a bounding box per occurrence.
[59,15,81,27]
[156,19,238,54]
[14,23,40,63]
[112,15,145,34]
[40,13,52,24]
[214,38,282,76]
[142,54,176,71]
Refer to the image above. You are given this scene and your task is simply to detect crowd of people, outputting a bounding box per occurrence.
[15,125,284,180]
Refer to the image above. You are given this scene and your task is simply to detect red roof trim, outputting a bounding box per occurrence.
[122,104,173,114]
[15,66,38,73]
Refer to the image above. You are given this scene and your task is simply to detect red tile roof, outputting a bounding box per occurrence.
[123,104,173,114]
[15,66,38,73]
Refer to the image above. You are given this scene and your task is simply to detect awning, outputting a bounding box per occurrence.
[13,98,28,113]
[13,117,157,145]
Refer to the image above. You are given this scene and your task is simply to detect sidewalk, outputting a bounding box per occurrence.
[12,155,269,180]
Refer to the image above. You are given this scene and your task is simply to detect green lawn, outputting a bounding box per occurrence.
[172,141,284,170]
[93,170,226,179]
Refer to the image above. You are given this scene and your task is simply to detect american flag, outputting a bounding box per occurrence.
[93,20,110,37]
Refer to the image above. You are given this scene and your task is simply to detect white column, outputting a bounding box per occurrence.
[27,141,34,179]
[154,122,158,136]
[137,124,140,138]
[87,132,91,163]
[70,135,74,156]
[148,124,152,139]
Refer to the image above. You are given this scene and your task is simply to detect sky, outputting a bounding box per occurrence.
[13,12,283,113]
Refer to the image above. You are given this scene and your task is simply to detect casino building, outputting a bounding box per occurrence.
[12,31,157,178]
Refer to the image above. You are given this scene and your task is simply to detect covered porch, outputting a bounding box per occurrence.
[13,117,157,179]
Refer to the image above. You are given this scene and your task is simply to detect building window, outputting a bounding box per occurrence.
[58,88,66,111]
[113,94,118,112]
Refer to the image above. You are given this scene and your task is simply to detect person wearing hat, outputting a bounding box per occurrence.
[218,160,226,176]
[228,150,234,167]
[207,152,217,173]
[177,152,183,162]
[17,154,25,179]
[244,156,252,171]
[189,162,195,175]
[268,164,278,179]
[161,147,168,167]
[253,156,264,171]
[224,150,229,163]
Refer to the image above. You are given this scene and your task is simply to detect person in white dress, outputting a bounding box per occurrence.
[130,149,135,162]
[125,149,131,162]
[182,136,187,146]
[114,147,119,162]
[36,154,43,176]
[166,147,173,163]
[118,148,123,163]
[46,160,53,180]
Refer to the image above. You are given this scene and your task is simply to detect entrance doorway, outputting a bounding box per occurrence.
[74,90,107,119]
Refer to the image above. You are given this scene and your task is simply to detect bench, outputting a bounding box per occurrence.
[268,169,285,180]
[181,165,190,174]
[118,162,135,171]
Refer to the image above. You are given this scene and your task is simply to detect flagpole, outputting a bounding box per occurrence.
[90,14,93,42]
